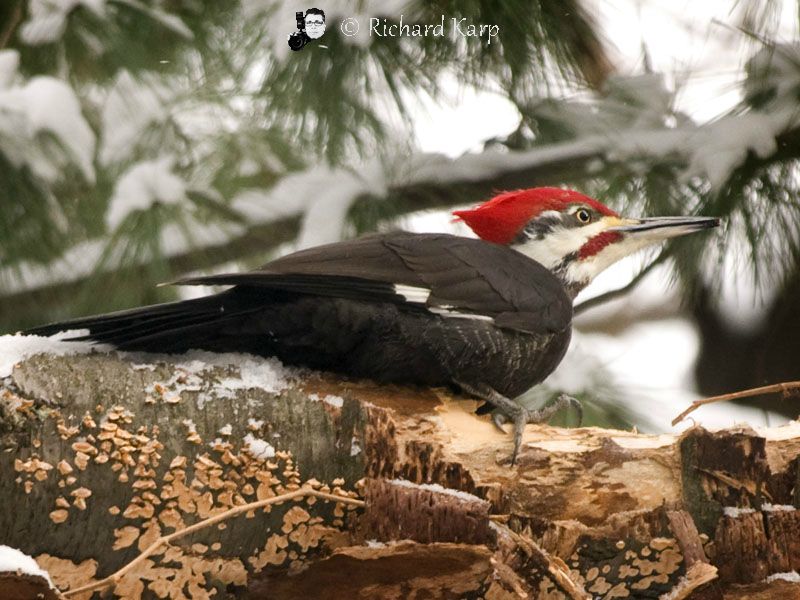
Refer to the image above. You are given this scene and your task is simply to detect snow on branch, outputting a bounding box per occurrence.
[5,44,800,298]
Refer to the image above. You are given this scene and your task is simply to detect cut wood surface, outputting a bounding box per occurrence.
[1,349,799,599]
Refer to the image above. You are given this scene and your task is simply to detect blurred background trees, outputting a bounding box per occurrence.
[1,0,798,430]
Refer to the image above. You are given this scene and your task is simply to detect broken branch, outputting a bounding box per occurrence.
[671,381,800,426]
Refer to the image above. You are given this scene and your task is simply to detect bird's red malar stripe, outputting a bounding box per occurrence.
[579,231,622,259]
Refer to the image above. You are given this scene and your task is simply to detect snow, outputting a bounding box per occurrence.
[0,50,19,90]
[7,83,792,294]
[0,333,104,378]
[389,479,485,504]
[133,351,293,408]
[681,112,786,189]
[588,0,797,122]
[218,423,232,436]
[407,53,800,192]
[722,506,755,518]
[243,433,275,459]
[762,503,796,512]
[766,571,800,583]
[207,356,290,394]
[20,0,106,45]
[409,74,519,157]
[106,156,187,230]
[0,545,54,589]
[0,334,292,406]
[0,213,246,297]
[308,393,345,408]
[0,75,95,183]
[324,395,344,408]
[232,161,386,249]
[100,71,179,166]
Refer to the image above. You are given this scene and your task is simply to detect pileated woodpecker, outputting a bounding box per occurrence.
[27,187,718,463]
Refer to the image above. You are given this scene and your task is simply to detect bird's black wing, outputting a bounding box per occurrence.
[172,232,572,335]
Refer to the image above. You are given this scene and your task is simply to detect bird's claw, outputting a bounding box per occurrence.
[491,410,509,433]
[509,393,583,466]
[455,380,582,467]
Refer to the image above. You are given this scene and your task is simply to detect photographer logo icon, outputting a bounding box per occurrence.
[288,8,326,51]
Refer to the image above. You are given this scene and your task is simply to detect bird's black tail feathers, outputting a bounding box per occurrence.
[24,290,263,353]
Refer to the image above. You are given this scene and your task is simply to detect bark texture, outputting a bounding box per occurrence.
[1,350,799,599]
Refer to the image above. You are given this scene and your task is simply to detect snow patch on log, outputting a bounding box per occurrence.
[0,332,100,377]
[0,545,54,589]
[244,433,276,459]
[389,478,484,503]
[766,571,800,583]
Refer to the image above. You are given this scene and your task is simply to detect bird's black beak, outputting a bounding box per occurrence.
[609,215,720,240]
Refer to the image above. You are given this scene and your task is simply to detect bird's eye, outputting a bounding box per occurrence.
[575,209,591,223]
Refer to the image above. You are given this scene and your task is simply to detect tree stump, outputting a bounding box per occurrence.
[1,347,799,598]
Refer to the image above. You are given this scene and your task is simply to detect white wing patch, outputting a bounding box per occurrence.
[428,307,495,322]
[393,284,431,304]
[393,284,495,322]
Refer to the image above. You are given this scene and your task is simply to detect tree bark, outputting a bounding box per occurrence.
[2,350,800,598]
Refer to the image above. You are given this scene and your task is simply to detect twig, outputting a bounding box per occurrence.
[62,487,365,598]
[0,1,23,49]
[498,524,590,600]
[573,251,667,315]
[672,381,800,426]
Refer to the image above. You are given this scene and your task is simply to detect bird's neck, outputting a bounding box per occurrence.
[548,268,589,301]
[510,239,593,301]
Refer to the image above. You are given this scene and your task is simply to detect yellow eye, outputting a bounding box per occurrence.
[576,208,591,223]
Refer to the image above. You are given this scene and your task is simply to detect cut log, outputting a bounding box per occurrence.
[1,348,799,599]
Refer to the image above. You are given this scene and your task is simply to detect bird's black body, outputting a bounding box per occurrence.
[28,232,573,399]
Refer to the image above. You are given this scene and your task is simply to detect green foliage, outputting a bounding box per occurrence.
[0,0,610,331]
[1,0,800,358]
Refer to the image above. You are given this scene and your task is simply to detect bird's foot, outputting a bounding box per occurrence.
[456,381,582,466]
[509,394,583,465]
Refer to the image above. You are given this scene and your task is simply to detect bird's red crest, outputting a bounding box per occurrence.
[453,187,618,244]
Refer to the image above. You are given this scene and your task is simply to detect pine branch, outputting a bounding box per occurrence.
[573,251,668,315]
[0,0,22,49]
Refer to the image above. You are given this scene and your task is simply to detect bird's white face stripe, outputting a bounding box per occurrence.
[514,220,610,270]
[393,284,431,304]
